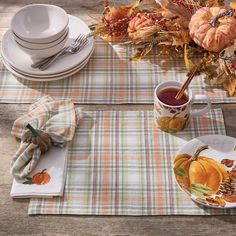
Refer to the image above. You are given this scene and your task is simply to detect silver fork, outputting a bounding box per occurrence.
[39,37,88,71]
[31,34,85,68]
[31,34,88,70]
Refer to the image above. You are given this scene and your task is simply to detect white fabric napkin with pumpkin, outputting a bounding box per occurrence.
[10,96,82,198]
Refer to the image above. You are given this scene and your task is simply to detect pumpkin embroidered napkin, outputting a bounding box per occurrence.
[10,96,82,198]
[10,146,68,198]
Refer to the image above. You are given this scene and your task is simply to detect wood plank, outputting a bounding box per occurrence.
[1,0,236,234]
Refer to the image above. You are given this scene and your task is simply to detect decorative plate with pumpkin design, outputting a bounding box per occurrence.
[174,135,236,208]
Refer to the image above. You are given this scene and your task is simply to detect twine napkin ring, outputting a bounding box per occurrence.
[22,124,52,154]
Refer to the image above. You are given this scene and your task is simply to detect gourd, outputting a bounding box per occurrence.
[189,7,236,52]
[174,145,229,193]
[22,124,51,154]
[128,12,160,41]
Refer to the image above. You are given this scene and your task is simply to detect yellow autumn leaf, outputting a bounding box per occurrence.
[132,43,153,60]
[184,44,194,71]
[230,2,236,11]
[207,0,223,7]
[223,76,236,96]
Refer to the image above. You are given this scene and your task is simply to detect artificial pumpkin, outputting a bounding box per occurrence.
[174,145,229,194]
[98,0,141,42]
[128,12,161,41]
[22,124,52,154]
[189,7,236,52]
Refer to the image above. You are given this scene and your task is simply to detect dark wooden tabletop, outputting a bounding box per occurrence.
[0,1,236,235]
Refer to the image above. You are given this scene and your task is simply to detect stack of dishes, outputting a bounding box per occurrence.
[1,4,94,81]
[11,4,70,59]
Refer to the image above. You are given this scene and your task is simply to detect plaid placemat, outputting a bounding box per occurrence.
[0,39,235,104]
[28,108,236,215]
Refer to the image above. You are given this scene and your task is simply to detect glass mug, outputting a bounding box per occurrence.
[154,81,211,133]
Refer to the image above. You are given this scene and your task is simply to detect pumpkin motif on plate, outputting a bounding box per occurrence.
[174,145,229,194]
[189,7,236,52]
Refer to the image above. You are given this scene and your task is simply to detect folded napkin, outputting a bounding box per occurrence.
[11,96,82,179]
[11,145,68,198]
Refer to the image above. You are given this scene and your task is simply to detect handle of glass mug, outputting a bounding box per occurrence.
[190,94,211,117]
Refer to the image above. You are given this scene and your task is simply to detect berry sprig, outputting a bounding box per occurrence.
[172,0,198,13]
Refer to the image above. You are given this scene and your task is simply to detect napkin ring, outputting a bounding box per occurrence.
[22,124,52,154]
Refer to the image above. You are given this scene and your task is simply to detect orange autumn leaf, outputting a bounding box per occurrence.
[98,0,142,41]
[108,0,141,18]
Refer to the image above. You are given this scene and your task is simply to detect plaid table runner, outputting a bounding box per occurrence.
[28,108,236,215]
[0,39,235,104]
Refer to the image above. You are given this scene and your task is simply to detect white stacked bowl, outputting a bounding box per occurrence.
[10,4,69,59]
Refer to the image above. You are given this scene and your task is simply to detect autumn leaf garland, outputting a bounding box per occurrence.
[94,0,236,96]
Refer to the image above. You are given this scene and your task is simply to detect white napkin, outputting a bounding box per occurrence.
[11,145,68,198]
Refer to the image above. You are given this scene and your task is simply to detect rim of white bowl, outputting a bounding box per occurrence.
[10,4,69,41]
[12,26,69,45]
[14,28,69,50]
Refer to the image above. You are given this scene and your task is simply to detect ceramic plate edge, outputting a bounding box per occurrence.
[2,48,93,82]
[1,15,94,75]
[3,45,94,78]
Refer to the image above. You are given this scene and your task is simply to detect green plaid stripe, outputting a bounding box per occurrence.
[0,39,235,104]
[28,108,236,215]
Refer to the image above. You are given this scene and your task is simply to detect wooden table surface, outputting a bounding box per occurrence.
[1,1,236,235]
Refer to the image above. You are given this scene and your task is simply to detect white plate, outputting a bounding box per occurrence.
[5,45,94,78]
[1,15,94,76]
[2,53,91,82]
[174,135,236,208]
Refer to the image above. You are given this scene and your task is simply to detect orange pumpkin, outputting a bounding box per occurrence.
[174,145,229,194]
[189,7,236,52]
[128,12,161,41]
[32,169,51,185]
